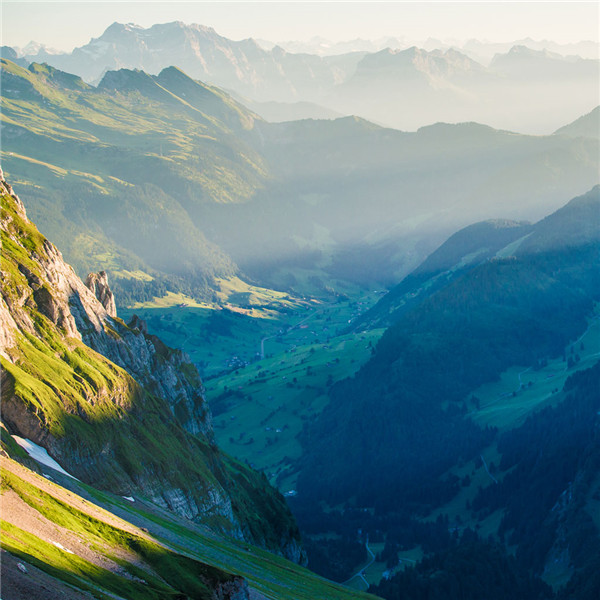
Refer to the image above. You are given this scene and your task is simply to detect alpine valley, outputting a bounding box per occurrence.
[1,15,600,600]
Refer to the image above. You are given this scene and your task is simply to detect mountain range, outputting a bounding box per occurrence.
[13,21,600,133]
[265,35,599,63]
[1,57,598,309]
[0,168,301,557]
[2,23,600,596]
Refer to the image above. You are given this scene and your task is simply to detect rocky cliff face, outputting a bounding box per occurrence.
[85,271,117,317]
[0,168,212,440]
[0,168,303,562]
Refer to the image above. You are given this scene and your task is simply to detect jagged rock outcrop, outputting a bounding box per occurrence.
[0,169,303,561]
[214,578,250,600]
[85,271,117,318]
[0,169,212,439]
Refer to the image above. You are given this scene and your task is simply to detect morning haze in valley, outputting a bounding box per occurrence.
[0,2,599,599]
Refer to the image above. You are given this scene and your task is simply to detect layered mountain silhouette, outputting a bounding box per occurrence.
[14,21,600,133]
[2,57,598,305]
[295,186,600,597]
[300,184,600,496]
[3,16,600,600]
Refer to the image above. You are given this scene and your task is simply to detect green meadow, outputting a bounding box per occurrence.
[121,279,385,489]
[468,306,600,431]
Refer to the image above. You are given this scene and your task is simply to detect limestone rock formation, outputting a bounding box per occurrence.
[85,271,117,318]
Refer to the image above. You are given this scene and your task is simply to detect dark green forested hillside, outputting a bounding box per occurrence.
[299,188,599,506]
[293,187,600,595]
[371,361,600,600]
[354,218,534,329]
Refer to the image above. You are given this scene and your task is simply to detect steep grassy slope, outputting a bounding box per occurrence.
[0,456,380,600]
[1,457,242,599]
[0,172,301,559]
[1,58,265,298]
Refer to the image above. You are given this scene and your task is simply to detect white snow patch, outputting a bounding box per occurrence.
[122,496,135,503]
[12,436,79,480]
[52,541,74,554]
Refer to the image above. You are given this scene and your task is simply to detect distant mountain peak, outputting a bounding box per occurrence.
[492,44,578,66]
[27,61,91,91]
[554,105,600,138]
[157,64,189,78]
[357,45,482,76]
[21,40,60,56]
[100,21,144,39]
[97,67,158,93]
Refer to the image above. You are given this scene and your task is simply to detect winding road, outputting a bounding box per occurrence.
[343,539,376,591]
[259,306,322,359]
[480,454,498,484]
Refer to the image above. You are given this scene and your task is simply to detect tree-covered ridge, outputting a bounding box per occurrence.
[370,361,600,600]
[295,186,599,577]
[299,188,599,506]
[354,218,535,329]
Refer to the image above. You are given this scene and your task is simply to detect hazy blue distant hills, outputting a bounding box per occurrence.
[230,96,344,123]
[204,114,599,288]
[347,46,486,80]
[14,22,599,133]
[329,45,599,132]
[1,57,598,301]
[270,35,599,62]
[554,105,600,138]
[461,37,600,63]
[490,45,599,80]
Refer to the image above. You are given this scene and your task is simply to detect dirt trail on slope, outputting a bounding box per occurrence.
[2,489,143,576]
[1,457,152,540]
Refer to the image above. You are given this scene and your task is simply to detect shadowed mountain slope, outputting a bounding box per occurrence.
[299,186,600,509]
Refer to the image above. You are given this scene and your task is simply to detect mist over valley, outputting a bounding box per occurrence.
[1,6,599,599]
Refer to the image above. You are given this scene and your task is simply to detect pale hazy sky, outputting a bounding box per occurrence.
[1,1,598,52]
